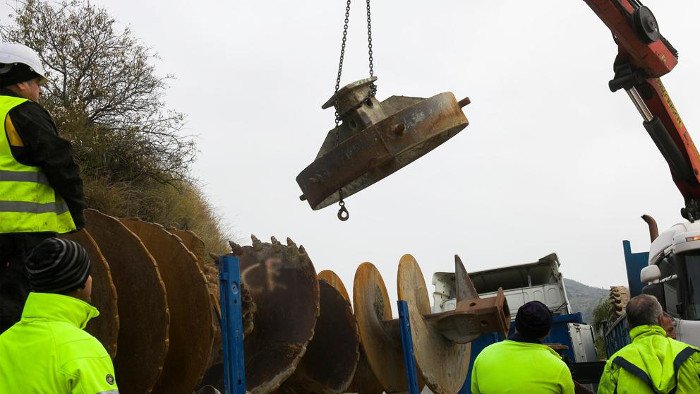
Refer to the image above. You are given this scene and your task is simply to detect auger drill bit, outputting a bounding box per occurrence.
[397,255,509,394]
[121,218,215,394]
[297,77,471,212]
[84,209,169,394]
[318,270,383,394]
[354,255,510,394]
[61,230,119,358]
[204,236,320,394]
[278,271,360,393]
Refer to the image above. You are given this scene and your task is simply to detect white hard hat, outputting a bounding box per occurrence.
[0,42,48,84]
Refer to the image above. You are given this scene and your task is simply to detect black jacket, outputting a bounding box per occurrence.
[1,88,86,229]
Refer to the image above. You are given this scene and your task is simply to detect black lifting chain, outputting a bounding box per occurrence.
[332,0,377,222]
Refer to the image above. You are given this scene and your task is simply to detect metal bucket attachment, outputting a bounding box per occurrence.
[229,236,320,393]
[297,77,470,210]
[61,230,119,358]
[280,276,359,393]
[121,219,215,394]
[84,209,169,393]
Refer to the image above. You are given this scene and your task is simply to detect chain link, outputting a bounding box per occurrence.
[334,0,352,128]
[366,0,376,97]
[331,0,376,220]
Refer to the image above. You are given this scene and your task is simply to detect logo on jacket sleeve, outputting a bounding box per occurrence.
[106,374,115,385]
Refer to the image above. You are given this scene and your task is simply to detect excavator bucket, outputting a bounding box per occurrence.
[85,209,169,393]
[297,77,470,210]
[61,230,119,358]
[121,219,215,394]
[279,275,359,393]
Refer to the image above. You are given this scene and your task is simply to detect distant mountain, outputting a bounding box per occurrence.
[564,279,608,324]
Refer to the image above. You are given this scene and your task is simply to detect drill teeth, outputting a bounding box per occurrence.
[299,245,307,255]
[251,235,262,250]
[229,241,244,256]
[289,238,301,255]
[271,236,281,246]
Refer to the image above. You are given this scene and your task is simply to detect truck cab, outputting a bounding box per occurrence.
[642,222,700,346]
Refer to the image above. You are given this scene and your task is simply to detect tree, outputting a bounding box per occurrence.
[592,297,613,358]
[1,0,229,252]
[1,0,195,184]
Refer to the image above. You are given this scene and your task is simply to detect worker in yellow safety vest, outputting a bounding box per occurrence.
[0,238,118,393]
[598,294,700,394]
[471,300,575,393]
[0,42,86,333]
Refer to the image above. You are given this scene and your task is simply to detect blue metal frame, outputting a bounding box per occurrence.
[219,255,246,394]
[623,240,649,298]
[397,300,420,394]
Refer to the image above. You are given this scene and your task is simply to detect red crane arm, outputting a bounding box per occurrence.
[584,0,700,220]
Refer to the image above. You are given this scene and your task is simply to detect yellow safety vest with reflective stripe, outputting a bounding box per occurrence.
[0,293,119,393]
[599,325,700,394]
[0,95,76,234]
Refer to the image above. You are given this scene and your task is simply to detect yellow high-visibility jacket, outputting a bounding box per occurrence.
[0,292,118,393]
[599,325,700,394]
[471,339,575,393]
[0,95,76,234]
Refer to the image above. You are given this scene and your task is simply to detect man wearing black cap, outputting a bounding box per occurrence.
[0,238,118,393]
[471,301,575,393]
[0,42,86,333]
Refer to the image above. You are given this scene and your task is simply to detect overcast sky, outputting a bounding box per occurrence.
[4,1,699,305]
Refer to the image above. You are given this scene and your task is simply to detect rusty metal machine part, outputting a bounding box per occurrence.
[85,209,169,394]
[228,236,320,393]
[167,228,225,366]
[280,279,359,393]
[431,256,510,344]
[297,77,470,210]
[397,254,470,394]
[353,262,416,393]
[62,230,119,358]
[168,228,208,270]
[317,269,350,301]
[317,270,384,394]
[121,219,215,394]
[641,214,659,242]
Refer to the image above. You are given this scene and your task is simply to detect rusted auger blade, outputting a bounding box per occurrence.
[353,262,424,393]
[354,255,510,394]
[279,271,360,393]
[318,270,384,394]
[121,219,215,394]
[61,230,119,358]
[297,77,470,210]
[228,236,320,393]
[398,255,510,394]
[84,209,169,394]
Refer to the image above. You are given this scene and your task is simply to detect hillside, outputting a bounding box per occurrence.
[564,279,609,324]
